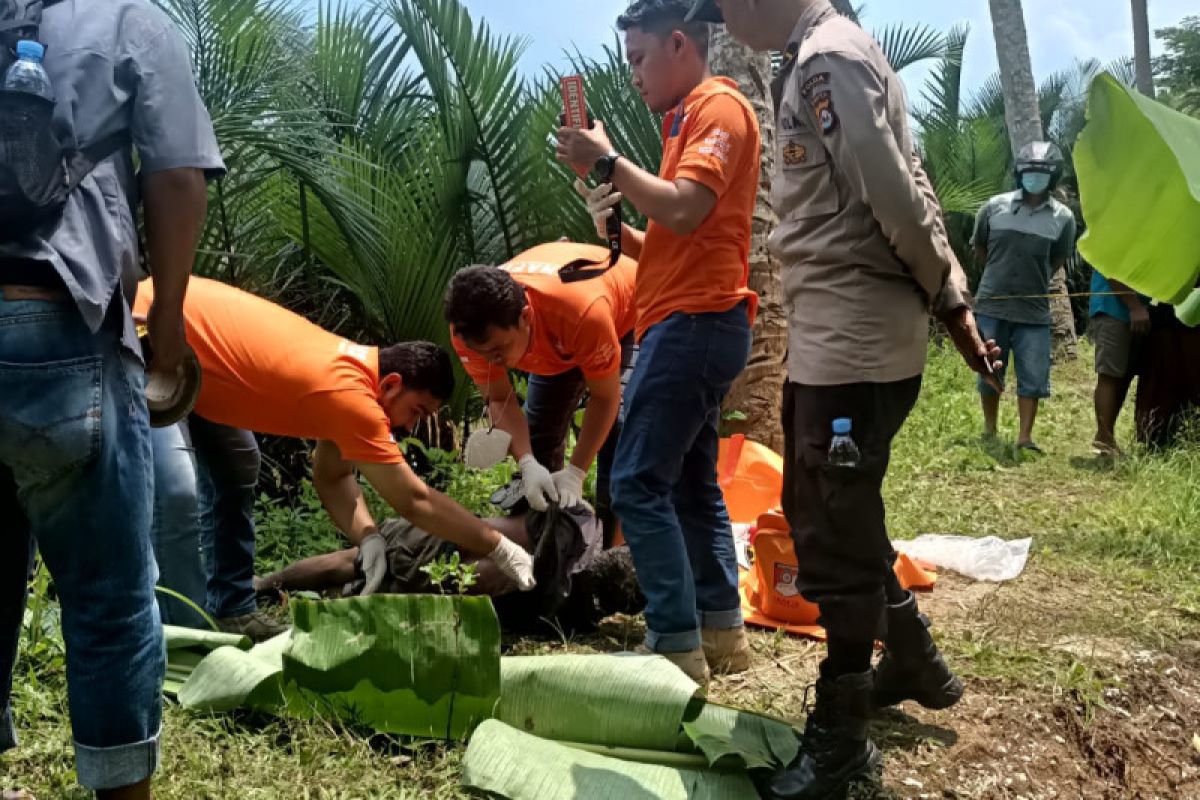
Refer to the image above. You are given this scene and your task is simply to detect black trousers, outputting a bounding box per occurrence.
[782,376,922,642]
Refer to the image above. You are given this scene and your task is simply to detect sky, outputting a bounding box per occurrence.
[458,0,1196,98]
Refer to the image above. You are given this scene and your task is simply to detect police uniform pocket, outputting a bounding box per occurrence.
[0,355,103,485]
[776,133,839,221]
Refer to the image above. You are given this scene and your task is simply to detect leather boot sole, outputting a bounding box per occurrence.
[873,670,964,711]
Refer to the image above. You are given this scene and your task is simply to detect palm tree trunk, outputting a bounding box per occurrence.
[1131,0,1155,97]
[709,27,787,452]
[988,0,1077,359]
[987,0,1043,154]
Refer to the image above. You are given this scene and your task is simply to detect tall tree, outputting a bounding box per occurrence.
[987,0,1043,153]
[987,0,1077,359]
[1131,0,1155,96]
[708,26,787,451]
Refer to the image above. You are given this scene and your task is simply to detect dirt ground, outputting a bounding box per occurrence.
[571,568,1200,800]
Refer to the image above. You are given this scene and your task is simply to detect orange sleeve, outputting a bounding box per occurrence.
[452,335,494,387]
[674,94,753,199]
[572,300,622,380]
[314,390,405,465]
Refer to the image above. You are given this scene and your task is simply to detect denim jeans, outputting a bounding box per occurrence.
[149,422,208,628]
[525,335,638,547]
[0,296,162,790]
[151,416,260,620]
[191,416,260,618]
[611,304,751,653]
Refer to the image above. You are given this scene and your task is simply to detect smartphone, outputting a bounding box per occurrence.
[559,75,591,179]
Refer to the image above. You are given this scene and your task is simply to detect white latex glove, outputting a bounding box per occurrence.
[519,454,558,511]
[574,178,622,241]
[359,532,388,596]
[488,535,536,591]
[551,465,587,509]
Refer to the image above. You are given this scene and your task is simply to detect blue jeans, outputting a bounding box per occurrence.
[152,415,260,619]
[0,296,161,790]
[611,304,751,653]
[149,423,208,628]
[976,315,1052,399]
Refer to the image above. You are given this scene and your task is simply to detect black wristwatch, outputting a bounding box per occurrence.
[594,151,620,182]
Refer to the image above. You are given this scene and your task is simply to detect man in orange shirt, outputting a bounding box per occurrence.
[557,0,759,684]
[136,277,534,639]
[443,241,637,543]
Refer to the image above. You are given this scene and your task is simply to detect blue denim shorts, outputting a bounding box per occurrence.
[976,314,1052,399]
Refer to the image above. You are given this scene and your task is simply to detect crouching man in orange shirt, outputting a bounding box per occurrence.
[444,241,638,545]
[136,277,534,639]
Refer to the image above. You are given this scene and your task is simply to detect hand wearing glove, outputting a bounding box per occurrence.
[574,178,622,242]
[551,465,587,510]
[489,535,536,591]
[519,453,559,511]
[359,532,388,596]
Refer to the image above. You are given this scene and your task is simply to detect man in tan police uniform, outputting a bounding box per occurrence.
[689,1,1002,797]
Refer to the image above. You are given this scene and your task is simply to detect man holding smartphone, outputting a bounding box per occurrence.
[556,0,759,685]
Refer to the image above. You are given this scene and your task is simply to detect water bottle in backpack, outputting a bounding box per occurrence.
[4,39,52,100]
[827,418,860,468]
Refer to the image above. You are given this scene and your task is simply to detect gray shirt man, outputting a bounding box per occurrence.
[769,0,970,387]
[0,0,224,352]
[973,190,1077,326]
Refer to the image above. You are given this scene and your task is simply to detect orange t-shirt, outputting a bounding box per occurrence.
[635,76,761,340]
[135,277,402,464]
[453,241,638,385]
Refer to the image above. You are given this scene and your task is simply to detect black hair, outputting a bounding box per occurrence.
[442,265,527,343]
[616,0,710,58]
[377,341,455,401]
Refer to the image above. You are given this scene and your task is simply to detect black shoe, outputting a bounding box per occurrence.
[872,591,963,711]
[762,671,882,800]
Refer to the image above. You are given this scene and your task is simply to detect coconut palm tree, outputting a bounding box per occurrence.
[1131,0,1155,97]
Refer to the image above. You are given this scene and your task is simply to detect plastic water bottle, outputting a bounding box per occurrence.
[828,418,860,468]
[4,40,53,101]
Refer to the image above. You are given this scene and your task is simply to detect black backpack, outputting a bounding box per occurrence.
[0,0,127,242]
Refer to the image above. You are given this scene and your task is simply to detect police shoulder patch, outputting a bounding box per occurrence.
[800,72,830,99]
[811,90,838,136]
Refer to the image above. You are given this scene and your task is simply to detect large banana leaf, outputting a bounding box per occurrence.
[173,594,502,741]
[1075,73,1200,305]
[462,720,757,800]
[283,594,500,739]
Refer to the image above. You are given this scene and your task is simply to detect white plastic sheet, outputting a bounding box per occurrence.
[893,534,1032,582]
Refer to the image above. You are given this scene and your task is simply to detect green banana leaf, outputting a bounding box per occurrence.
[282,594,501,740]
[462,719,758,800]
[681,701,800,772]
[496,654,699,751]
[177,631,293,713]
[1075,73,1200,306]
[162,625,250,653]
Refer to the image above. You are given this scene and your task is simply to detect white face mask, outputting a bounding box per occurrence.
[464,425,512,469]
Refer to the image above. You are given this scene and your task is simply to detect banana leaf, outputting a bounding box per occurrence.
[177,631,293,713]
[281,594,500,740]
[496,654,699,751]
[1075,73,1200,306]
[163,625,251,653]
[462,719,758,800]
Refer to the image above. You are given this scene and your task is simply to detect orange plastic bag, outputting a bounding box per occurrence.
[717,434,784,524]
[739,512,937,641]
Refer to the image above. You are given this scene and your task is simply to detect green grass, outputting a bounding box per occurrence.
[4,341,1200,797]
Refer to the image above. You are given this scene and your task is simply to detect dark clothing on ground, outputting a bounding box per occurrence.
[782,377,923,643]
[349,506,643,635]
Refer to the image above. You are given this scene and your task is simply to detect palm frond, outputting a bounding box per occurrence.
[874,23,947,73]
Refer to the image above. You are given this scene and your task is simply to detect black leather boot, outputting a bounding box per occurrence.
[872,591,963,711]
[762,671,881,800]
